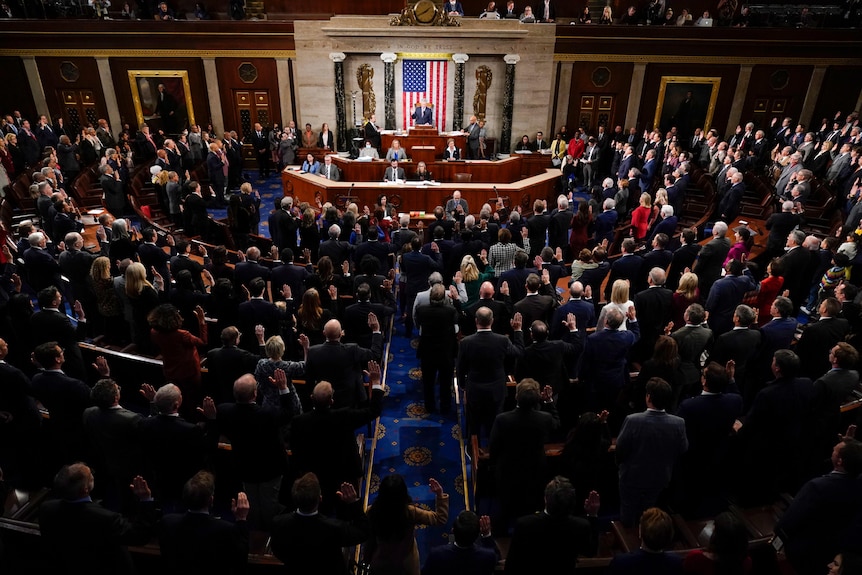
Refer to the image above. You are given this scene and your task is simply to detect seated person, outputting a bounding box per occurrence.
[479,1,500,18]
[385,139,408,162]
[358,140,379,159]
[301,153,320,174]
[319,155,341,181]
[514,134,532,152]
[520,5,536,21]
[695,10,713,25]
[445,0,464,15]
[442,138,461,161]
[383,160,406,182]
[413,161,434,181]
[445,190,468,221]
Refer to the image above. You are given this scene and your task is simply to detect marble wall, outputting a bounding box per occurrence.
[294,16,555,151]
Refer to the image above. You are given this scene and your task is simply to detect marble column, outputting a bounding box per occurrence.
[330,52,347,152]
[22,57,49,121]
[202,58,223,135]
[95,57,122,136]
[275,58,294,130]
[554,62,574,134]
[725,65,753,137]
[799,66,827,129]
[381,53,397,131]
[624,63,646,131]
[452,53,469,131]
[501,54,520,156]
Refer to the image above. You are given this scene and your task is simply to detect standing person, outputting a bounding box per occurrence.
[465,115,481,159]
[616,378,688,526]
[693,221,731,298]
[422,511,499,575]
[415,283,459,414]
[248,122,270,178]
[366,475,449,575]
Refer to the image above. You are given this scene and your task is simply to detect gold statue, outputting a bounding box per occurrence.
[357,64,377,119]
[472,65,492,120]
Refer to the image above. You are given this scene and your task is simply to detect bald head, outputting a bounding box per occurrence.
[233,374,257,403]
[475,306,494,328]
[479,281,495,299]
[312,381,334,408]
[569,281,584,298]
[323,319,343,342]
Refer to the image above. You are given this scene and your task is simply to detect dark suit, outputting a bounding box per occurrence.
[632,286,673,363]
[237,298,284,352]
[289,388,383,506]
[30,308,87,380]
[692,236,731,297]
[607,549,683,575]
[548,209,572,256]
[639,249,673,292]
[616,409,688,525]
[617,153,635,181]
[305,335,383,409]
[513,292,558,343]
[140,414,217,505]
[30,369,91,464]
[159,512,248,575]
[40,498,157,575]
[416,302,459,412]
[270,262,311,302]
[705,273,758,336]
[779,246,812,310]
[342,300,393,348]
[605,254,643,300]
[796,317,851,379]
[183,193,209,238]
[100,173,127,216]
[233,260,271,294]
[550,298,596,339]
[458,330,525,438]
[710,327,761,385]
[363,120,381,149]
[82,406,145,508]
[268,209,298,250]
[515,331,582,394]
[354,240,395,275]
[580,322,640,410]
[811,368,860,454]
[249,129,270,177]
[504,512,597,574]
[138,242,173,286]
[205,345,264,404]
[23,245,62,293]
[646,216,678,246]
[270,499,370,575]
[170,254,207,292]
[206,151,226,202]
[764,211,801,258]
[423,537,499,575]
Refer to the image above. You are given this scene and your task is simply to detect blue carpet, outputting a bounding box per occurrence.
[207,171,283,239]
[367,321,470,565]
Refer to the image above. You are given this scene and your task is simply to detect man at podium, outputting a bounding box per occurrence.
[412,101,433,126]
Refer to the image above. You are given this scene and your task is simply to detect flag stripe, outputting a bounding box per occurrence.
[402,59,448,132]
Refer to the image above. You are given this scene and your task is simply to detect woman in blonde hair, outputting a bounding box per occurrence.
[671,271,700,329]
[630,192,652,241]
[597,279,633,330]
[125,261,164,353]
[89,256,126,343]
[460,254,494,306]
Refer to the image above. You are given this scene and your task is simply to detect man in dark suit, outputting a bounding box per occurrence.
[516,316,582,395]
[233,246,272,297]
[646,205,678,246]
[205,142,227,207]
[29,342,92,466]
[363,114,382,149]
[638,149,657,194]
[513,272,558,344]
[223,131,242,189]
[763,200,802,261]
[402,236,442,338]
[289,362,383,510]
[205,326,265,404]
[692,221,731,298]
[415,284,459,413]
[715,171,745,223]
[547,196,573,259]
[35,114,59,150]
[605,238,642,300]
[383,159,406,182]
[270,248,312,302]
[248,122,270,177]
[504,475,600,574]
[736,350,815,503]
[138,227,174,287]
[550,281,596,339]
[182,181,210,238]
[705,260,758,337]
[354,226,396,275]
[58,231,102,315]
[268,197,297,251]
[606,508,684,574]
[458,307,525,440]
[631,268,673,364]
[616,145,636,182]
[17,120,41,167]
[795,297,850,379]
[170,239,209,292]
[490,379,560,530]
[616,378,688,526]
[526,200,551,259]
[639,234,673,293]
[216,370,296,529]
[237,277,286,351]
[676,362,744,516]
[709,304,761,386]
[22,230,62,292]
[810,343,860,460]
[423,510,499,575]
[779,229,812,311]
[159,471,249,575]
[411,101,434,125]
[342,283,393,348]
[30,286,88,380]
[319,224,352,268]
[776,439,862,575]
[463,281,513,337]
[305,314,383,409]
[141,384,218,508]
[580,306,640,415]
[270,473,371,575]
[39,463,157,575]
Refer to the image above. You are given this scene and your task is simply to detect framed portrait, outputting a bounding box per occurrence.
[653,76,721,139]
[128,70,195,135]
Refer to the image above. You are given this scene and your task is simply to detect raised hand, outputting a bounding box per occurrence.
[664,321,674,335]
[429,477,443,496]
[298,333,310,350]
[336,482,358,504]
[196,396,217,419]
[255,324,266,344]
[564,312,577,332]
[540,385,554,403]
[364,360,381,385]
[130,475,151,500]
[139,383,156,402]
[92,355,110,377]
[231,492,250,522]
[367,312,380,332]
[511,311,523,331]
[328,284,338,300]
[479,515,491,537]
[281,284,292,300]
[72,300,85,320]
[268,368,287,390]
[193,305,206,322]
[725,359,736,381]
[584,490,601,516]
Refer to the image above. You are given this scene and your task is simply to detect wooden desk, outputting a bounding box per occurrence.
[382,132,466,158]
[280,168,561,214]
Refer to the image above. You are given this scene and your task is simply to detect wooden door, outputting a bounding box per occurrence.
[59,89,99,134]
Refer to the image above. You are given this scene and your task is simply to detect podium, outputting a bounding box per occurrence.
[411,145,437,166]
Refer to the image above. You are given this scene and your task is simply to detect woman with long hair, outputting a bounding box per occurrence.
[305,255,349,313]
[296,287,335,346]
[460,254,494,307]
[632,335,683,412]
[89,256,126,343]
[599,4,613,23]
[299,207,320,263]
[755,258,784,327]
[569,200,593,256]
[631,192,652,241]
[227,193,252,250]
[597,279,634,330]
[148,303,208,409]
[724,227,754,266]
[125,261,163,353]
[109,218,138,272]
[366,474,449,575]
[683,511,751,574]
[671,271,700,330]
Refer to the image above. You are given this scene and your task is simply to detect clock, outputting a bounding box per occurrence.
[414,0,439,24]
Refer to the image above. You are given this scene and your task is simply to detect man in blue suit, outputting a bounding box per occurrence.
[616,378,688,526]
[705,259,757,337]
[646,204,678,246]
[411,101,433,125]
[748,296,797,403]
[423,511,499,575]
[551,281,595,339]
[616,145,635,182]
[580,306,640,415]
[639,149,657,194]
[593,198,618,247]
[605,238,642,300]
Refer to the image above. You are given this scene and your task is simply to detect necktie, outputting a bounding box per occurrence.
[326,166,330,179]
[257,131,261,138]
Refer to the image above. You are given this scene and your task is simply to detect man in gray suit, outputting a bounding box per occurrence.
[616,378,688,526]
[319,155,341,181]
[464,115,481,159]
[383,159,406,182]
[826,143,852,184]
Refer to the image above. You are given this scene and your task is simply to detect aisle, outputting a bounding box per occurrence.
[364,319,470,563]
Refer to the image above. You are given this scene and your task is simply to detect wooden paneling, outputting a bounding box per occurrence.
[638,63,739,137]
[813,66,862,131]
[108,57,210,132]
[215,58,281,140]
[740,65,813,132]
[0,57,36,122]
[35,57,107,128]
[566,62,633,134]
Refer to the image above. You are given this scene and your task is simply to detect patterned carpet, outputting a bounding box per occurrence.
[365,324,471,565]
[207,170,284,239]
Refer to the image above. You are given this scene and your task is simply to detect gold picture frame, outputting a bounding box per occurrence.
[128,70,195,133]
[653,76,721,136]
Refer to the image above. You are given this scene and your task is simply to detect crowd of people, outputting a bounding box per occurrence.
[2,102,862,574]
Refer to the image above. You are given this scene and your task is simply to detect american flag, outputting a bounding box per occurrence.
[402,59,448,132]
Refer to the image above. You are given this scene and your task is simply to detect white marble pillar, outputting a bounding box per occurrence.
[22,57,49,119]
[202,58,224,135]
[276,58,294,129]
[554,62,574,133]
[725,65,753,136]
[624,63,646,130]
[95,57,122,136]
[800,67,827,129]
